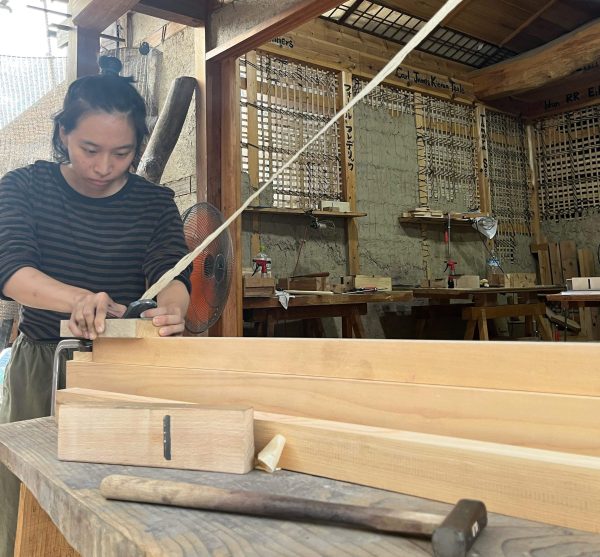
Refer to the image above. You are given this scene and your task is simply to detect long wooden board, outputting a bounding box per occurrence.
[53,388,600,533]
[58,402,254,474]
[65,365,600,455]
[59,319,159,339]
[86,337,600,397]
[255,412,600,534]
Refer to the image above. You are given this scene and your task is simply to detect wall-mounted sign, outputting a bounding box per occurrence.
[394,68,466,95]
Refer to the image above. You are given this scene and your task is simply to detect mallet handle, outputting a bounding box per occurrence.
[101,474,442,536]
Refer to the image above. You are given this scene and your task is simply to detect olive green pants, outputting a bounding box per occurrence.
[0,335,66,557]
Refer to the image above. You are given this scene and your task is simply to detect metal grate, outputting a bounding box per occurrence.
[535,106,600,222]
[415,95,478,208]
[240,53,342,210]
[322,1,516,69]
[486,110,532,263]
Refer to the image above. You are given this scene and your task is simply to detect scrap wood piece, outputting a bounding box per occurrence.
[86,337,600,397]
[65,363,600,456]
[545,307,581,332]
[58,401,254,474]
[59,319,159,339]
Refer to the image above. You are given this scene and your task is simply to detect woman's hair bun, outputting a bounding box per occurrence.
[99,56,122,76]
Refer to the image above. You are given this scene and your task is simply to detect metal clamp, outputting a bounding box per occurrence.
[50,339,92,416]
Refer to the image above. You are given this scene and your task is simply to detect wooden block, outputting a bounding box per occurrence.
[243,275,276,288]
[453,275,480,289]
[537,249,552,285]
[567,277,600,290]
[278,277,330,291]
[560,240,579,280]
[58,402,254,474]
[82,337,600,397]
[59,319,159,339]
[66,362,600,456]
[506,273,537,288]
[253,413,600,534]
[353,275,392,291]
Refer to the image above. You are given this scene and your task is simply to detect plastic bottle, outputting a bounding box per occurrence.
[252,246,272,278]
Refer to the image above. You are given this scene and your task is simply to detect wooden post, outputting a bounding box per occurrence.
[526,124,542,244]
[246,51,262,259]
[66,25,99,82]
[194,24,208,202]
[338,71,359,274]
[205,57,243,337]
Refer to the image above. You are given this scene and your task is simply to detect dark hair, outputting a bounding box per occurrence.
[52,56,148,165]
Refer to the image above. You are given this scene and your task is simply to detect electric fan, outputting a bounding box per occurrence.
[181,203,233,334]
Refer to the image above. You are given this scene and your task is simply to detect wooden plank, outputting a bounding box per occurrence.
[537,249,552,285]
[58,402,254,474]
[194,24,208,204]
[65,363,600,456]
[206,0,343,62]
[471,18,600,100]
[59,319,159,339]
[66,26,100,82]
[14,484,78,557]
[475,104,491,214]
[70,0,139,32]
[526,124,542,243]
[559,240,579,281]
[254,412,600,534]
[84,336,600,396]
[578,248,596,277]
[548,242,563,285]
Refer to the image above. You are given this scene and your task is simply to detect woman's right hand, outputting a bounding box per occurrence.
[69,292,127,339]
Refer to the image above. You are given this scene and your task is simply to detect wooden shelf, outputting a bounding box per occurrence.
[398,216,478,226]
[244,207,367,218]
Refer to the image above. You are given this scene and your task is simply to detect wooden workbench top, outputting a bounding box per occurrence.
[244,290,413,309]
[2,418,600,556]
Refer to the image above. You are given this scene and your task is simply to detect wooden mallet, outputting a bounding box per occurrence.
[100,475,487,557]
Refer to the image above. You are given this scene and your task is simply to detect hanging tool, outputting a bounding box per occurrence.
[444,214,457,288]
[100,474,487,557]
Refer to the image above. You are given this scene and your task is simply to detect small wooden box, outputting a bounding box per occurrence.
[243,275,275,297]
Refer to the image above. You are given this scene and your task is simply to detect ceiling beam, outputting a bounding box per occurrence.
[206,0,342,62]
[134,0,204,27]
[70,0,139,32]
[471,17,600,100]
[498,0,558,47]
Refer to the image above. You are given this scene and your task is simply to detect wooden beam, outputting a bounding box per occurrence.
[134,0,204,26]
[66,362,600,456]
[526,124,542,243]
[85,337,600,397]
[66,25,99,82]
[194,24,208,202]
[58,402,254,473]
[498,0,559,47]
[471,18,600,100]
[70,0,139,32]
[254,412,600,534]
[206,0,343,62]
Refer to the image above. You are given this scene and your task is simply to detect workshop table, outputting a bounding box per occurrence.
[244,291,413,337]
[2,418,600,557]
[545,291,600,340]
[412,286,562,340]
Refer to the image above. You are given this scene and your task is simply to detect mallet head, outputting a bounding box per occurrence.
[431,499,487,557]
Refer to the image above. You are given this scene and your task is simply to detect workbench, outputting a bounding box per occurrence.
[412,286,561,340]
[244,291,413,337]
[2,418,600,556]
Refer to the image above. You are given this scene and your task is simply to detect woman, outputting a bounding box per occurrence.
[0,56,191,555]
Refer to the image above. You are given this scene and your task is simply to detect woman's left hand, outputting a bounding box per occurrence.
[142,304,185,336]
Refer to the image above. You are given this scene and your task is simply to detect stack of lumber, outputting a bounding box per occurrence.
[400,206,444,219]
[59,335,600,534]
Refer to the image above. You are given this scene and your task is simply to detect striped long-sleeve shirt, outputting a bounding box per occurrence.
[0,160,191,340]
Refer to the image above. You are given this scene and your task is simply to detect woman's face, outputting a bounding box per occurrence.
[60,111,137,197]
